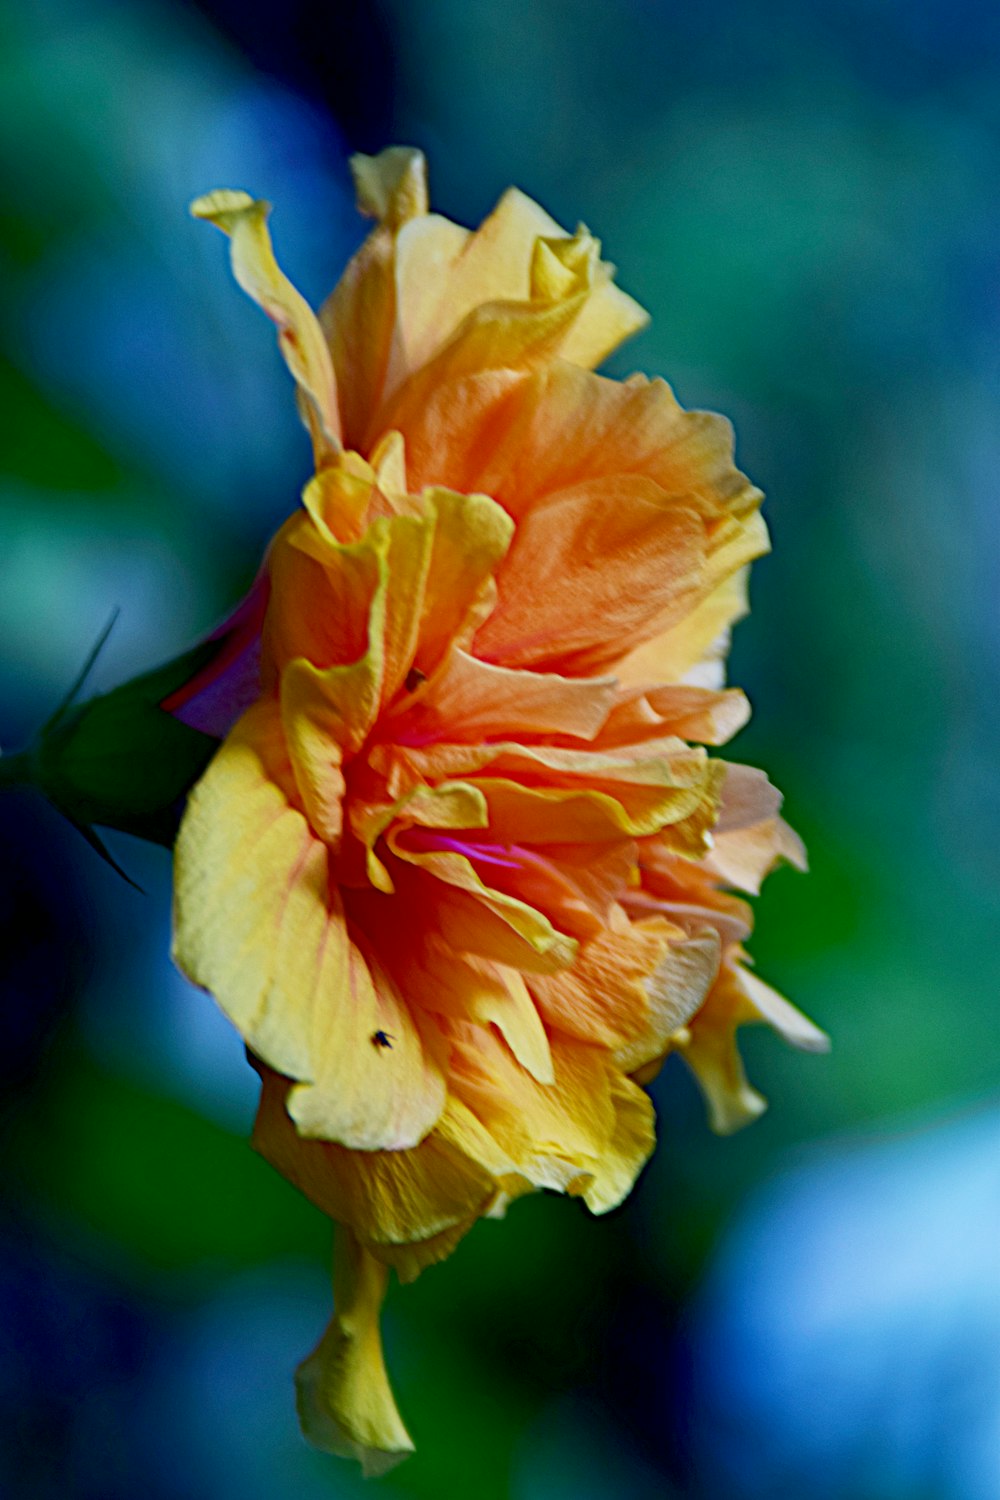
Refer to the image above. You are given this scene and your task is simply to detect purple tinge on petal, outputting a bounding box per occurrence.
[163,571,269,738]
[431,840,527,876]
[406,828,526,871]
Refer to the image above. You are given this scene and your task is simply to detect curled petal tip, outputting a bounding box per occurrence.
[350,146,428,228]
[190,188,258,223]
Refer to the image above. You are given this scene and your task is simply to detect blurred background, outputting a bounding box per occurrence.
[1,0,998,1496]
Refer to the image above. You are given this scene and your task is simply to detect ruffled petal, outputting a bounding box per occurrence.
[592,683,750,749]
[381,184,645,414]
[703,763,807,893]
[389,841,578,975]
[263,507,383,684]
[411,488,514,675]
[445,364,758,525]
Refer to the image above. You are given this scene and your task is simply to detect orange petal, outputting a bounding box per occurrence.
[389,843,578,975]
[472,475,706,674]
[594,683,751,749]
[382,739,721,845]
[616,539,766,690]
[458,363,756,524]
[714,762,784,833]
[530,916,719,1071]
[386,647,618,745]
[709,817,808,895]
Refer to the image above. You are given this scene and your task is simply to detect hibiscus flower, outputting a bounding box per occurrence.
[172,147,826,1472]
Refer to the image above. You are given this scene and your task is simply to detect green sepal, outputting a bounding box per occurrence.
[33,639,222,847]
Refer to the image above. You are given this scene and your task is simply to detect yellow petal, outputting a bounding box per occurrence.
[277,496,439,712]
[278,685,346,847]
[263,510,382,682]
[531,229,648,368]
[174,701,446,1151]
[296,1230,414,1475]
[383,186,645,408]
[679,1005,767,1136]
[447,1026,618,1196]
[383,739,721,844]
[300,450,379,545]
[369,428,409,499]
[737,966,829,1053]
[253,1063,498,1269]
[276,526,391,768]
[581,1073,656,1214]
[173,700,318,1079]
[281,648,382,769]
[679,959,827,1133]
[190,190,340,458]
[285,926,448,1150]
[412,487,514,676]
[320,226,399,451]
[350,147,428,227]
[402,937,554,1084]
[384,214,472,399]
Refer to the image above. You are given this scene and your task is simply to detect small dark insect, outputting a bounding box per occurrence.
[371,1029,395,1049]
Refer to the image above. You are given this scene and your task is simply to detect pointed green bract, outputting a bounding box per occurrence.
[28,640,221,847]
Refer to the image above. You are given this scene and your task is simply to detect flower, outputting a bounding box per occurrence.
[173,147,826,1472]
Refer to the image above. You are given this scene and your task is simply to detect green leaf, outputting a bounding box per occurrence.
[9,1044,325,1274]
